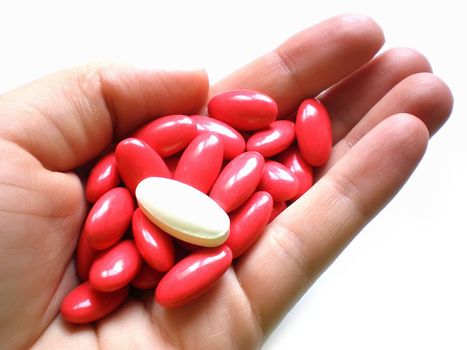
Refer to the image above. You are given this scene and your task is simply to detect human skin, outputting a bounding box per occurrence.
[0,14,453,350]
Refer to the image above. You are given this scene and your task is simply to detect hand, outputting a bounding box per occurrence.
[0,14,452,350]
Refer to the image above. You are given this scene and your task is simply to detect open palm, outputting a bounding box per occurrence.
[0,14,452,350]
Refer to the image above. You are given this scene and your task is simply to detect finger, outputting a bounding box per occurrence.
[0,65,209,171]
[318,47,432,143]
[235,114,429,333]
[211,14,384,117]
[318,72,453,177]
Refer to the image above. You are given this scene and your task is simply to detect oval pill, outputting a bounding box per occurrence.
[259,161,299,201]
[133,115,197,157]
[209,151,265,213]
[155,245,232,308]
[226,191,273,258]
[89,240,142,292]
[132,208,175,272]
[85,187,134,250]
[174,133,223,193]
[207,90,278,131]
[191,115,245,159]
[276,145,314,201]
[85,153,120,203]
[135,177,230,247]
[115,138,171,194]
[60,282,128,324]
[246,120,295,157]
[296,98,332,166]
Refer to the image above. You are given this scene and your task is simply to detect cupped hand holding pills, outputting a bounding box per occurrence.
[0,14,453,350]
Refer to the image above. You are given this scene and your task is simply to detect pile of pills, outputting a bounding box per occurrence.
[60,90,332,324]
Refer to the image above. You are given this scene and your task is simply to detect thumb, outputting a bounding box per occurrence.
[0,64,209,171]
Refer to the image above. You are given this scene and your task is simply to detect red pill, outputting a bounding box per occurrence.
[132,208,175,272]
[85,153,120,203]
[133,115,197,157]
[259,161,299,201]
[131,262,164,290]
[61,282,128,324]
[246,120,295,157]
[210,151,265,212]
[76,228,99,281]
[155,245,232,308]
[208,90,278,131]
[174,133,223,193]
[226,191,273,258]
[85,187,134,250]
[89,240,142,292]
[191,115,245,159]
[268,201,287,223]
[276,145,314,201]
[115,138,171,193]
[296,99,332,166]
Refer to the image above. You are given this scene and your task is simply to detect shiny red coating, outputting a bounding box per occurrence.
[89,240,142,292]
[85,187,134,250]
[191,115,245,159]
[133,115,197,157]
[296,99,332,166]
[132,208,175,272]
[174,133,224,193]
[85,153,120,203]
[60,282,128,324]
[207,90,278,131]
[115,138,171,193]
[209,151,265,212]
[246,120,295,157]
[131,262,164,290]
[268,201,287,223]
[276,145,314,201]
[76,228,99,281]
[155,245,232,308]
[259,161,299,201]
[226,191,273,258]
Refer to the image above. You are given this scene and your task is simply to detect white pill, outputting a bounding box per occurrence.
[135,177,230,247]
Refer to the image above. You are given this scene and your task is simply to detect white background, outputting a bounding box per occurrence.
[0,1,465,349]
